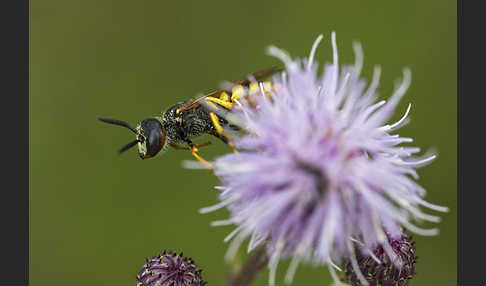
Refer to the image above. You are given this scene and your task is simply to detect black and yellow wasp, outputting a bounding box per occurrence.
[98,67,282,167]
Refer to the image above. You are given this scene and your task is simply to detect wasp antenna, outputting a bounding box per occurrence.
[98,117,138,135]
[119,139,139,154]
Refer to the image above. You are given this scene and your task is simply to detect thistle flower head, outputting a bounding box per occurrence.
[136,251,207,286]
[200,32,448,286]
[343,230,416,286]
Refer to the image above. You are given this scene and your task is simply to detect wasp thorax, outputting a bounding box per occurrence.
[137,118,166,159]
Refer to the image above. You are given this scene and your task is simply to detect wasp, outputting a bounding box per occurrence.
[98,67,282,168]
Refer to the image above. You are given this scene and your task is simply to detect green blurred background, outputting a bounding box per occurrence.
[30,0,456,285]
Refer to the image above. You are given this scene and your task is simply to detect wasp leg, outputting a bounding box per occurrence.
[169,143,190,150]
[185,139,214,169]
[191,147,214,169]
[173,141,211,150]
[211,132,229,144]
[209,112,238,153]
[206,97,233,110]
[171,141,211,150]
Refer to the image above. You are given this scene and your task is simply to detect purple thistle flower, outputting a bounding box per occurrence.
[199,32,448,286]
[136,251,207,286]
[343,230,416,286]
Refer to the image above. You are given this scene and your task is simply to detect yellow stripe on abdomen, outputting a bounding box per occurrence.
[204,82,275,111]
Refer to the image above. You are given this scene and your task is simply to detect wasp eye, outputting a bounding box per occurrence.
[138,118,166,158]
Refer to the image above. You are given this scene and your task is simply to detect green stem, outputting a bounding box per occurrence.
[226,245,269,286]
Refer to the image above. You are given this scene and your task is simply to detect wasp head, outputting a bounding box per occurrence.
[136,118,166,159]
[98,117,166,159]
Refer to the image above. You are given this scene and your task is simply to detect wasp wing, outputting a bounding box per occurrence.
[232,66,283,86]
[176,67,283,114]
[175,94,214,114]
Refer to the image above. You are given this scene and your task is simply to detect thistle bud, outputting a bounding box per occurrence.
[343,232,416,286]
[136,250,207,286]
